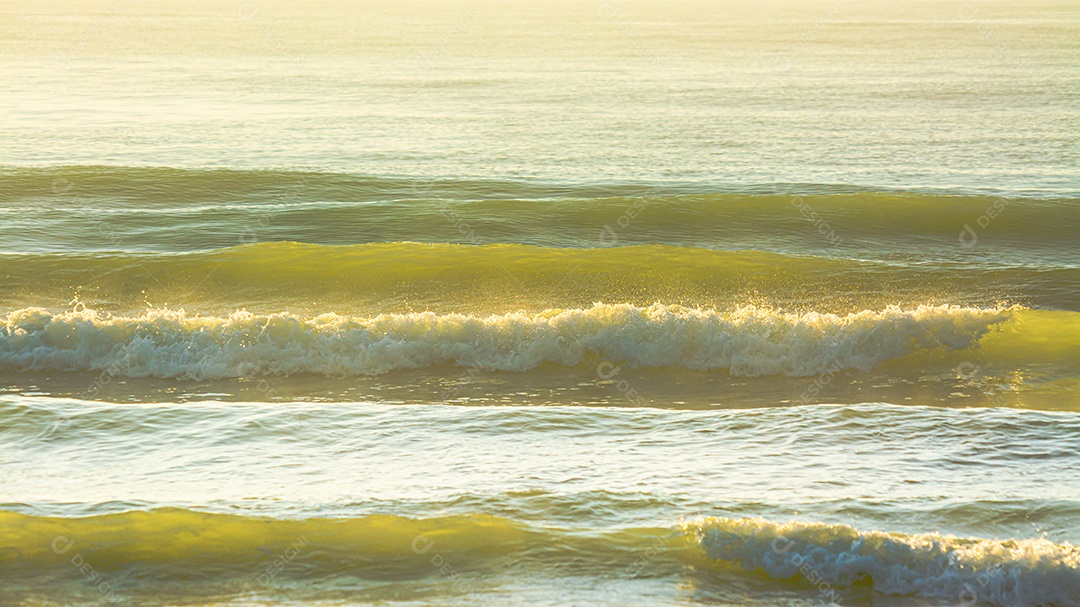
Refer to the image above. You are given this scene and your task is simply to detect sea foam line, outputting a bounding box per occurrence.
[0,304,1013,380]
[696,517,1080,607]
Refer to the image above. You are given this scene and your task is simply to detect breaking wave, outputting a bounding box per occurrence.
[698,516,1080,607]
[2,509,1076,606]
[0,303,1024,379]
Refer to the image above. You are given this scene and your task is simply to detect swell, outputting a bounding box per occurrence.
[2,166,1077,262]
[2,303,1075,380]
[9,165,1075,203]
[1,509,1076,606]
[3,242,1078,312]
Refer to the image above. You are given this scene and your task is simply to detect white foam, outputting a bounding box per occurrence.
[698,517,1080,607]
[0,304,1012,380]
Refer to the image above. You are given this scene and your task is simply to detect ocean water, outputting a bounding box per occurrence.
[1,0,1079,606]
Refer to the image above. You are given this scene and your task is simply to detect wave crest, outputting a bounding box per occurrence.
[0,304,1013,380]
[697,517,1080,607]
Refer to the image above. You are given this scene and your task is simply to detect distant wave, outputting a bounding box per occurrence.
[2,509,1076,606]
[0,303,1040,379]
[9,164,1074,202]
[2,166,1077,258]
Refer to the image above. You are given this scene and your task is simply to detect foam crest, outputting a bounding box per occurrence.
[0,304,1013,380]
[698,517,1080,607]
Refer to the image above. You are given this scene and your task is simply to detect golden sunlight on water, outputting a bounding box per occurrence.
[1,1,1078,605]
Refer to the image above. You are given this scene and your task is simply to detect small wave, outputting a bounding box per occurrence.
[0,304,1015,380]
[5,242,1079,313]
[697,517,1080,607]
[1,509,1076,606]
[4,165,1077,202]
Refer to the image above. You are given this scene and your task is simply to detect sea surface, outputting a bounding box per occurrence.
[1,1,1079,606]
